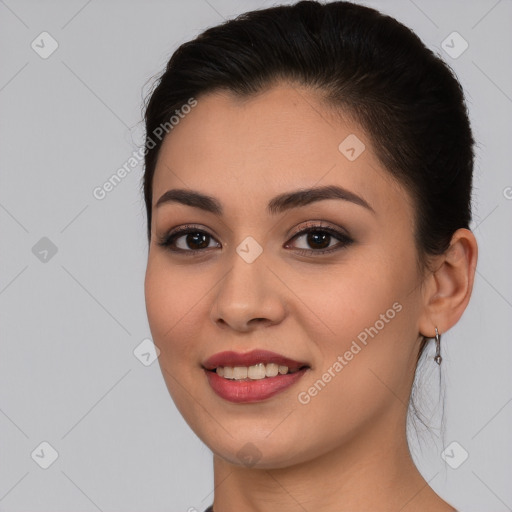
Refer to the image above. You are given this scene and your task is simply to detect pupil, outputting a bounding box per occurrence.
[308,232,330,249]
[187,232,209,249]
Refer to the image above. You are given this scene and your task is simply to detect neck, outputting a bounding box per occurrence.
[210,409,455,512]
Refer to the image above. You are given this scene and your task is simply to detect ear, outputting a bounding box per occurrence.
[418,228,478,338]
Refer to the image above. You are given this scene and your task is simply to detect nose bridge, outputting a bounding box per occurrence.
[211,240,286,330]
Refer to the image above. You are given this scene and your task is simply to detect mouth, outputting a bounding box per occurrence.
[202,349,310,379]
[207,362,307,380]
[202,349,310,403]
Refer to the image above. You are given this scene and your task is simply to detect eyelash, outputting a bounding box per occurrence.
[156,222,354,257]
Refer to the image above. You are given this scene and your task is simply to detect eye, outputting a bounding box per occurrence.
[285,221,354,256]
[157,221,354,257]
[157,225,220,256]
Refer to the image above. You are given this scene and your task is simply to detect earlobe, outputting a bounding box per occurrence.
[418,228,478,337]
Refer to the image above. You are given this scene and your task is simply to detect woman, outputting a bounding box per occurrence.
[142,1,477,510]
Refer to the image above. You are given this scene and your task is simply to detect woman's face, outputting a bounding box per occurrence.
[144,84,427,468]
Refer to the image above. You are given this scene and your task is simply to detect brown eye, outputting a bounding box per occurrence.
[286,225,354,255]
[158,227,220,255]
[158,223,354,257]
[180,232,211,250]
[304,231,331,250]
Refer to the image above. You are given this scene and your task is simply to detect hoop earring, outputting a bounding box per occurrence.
[434,327,442,365]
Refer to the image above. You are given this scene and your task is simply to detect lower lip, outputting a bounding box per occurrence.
[205,368,308,403]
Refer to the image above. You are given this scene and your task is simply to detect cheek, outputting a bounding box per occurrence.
[144,256,211,420]
[287,279,417,462]
[289,257,409,348]
[292,249,420,396]
[144,256,206,365]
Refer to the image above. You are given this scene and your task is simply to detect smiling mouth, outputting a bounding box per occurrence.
[207,362,309,381]
[202,349,310,402]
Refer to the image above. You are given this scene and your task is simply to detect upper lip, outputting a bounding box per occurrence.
[202,349,309,371]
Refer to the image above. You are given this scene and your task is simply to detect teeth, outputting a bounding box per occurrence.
[233,366,248,379]
[215,362,299,380]
[265,363,279,377]
[248,363,266,380]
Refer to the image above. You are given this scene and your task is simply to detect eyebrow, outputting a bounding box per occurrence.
[155,185,375,215]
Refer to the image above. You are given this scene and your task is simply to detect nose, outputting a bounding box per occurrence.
[210,251,287,333]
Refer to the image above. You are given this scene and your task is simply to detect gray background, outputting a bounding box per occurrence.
[1,0,511,510]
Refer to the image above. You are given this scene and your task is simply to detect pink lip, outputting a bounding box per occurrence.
[205,367,309,403]
[202,349,310,404]
[202,349,308,371]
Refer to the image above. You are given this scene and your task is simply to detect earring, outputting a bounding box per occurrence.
[434,327,442,365]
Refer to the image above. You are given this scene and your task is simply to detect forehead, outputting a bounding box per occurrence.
[152,84,408,219]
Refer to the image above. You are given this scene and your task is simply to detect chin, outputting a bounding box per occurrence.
[200,427,316,470]
[213,445,307,470]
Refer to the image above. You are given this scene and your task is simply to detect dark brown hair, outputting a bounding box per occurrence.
[142,0,475,366]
